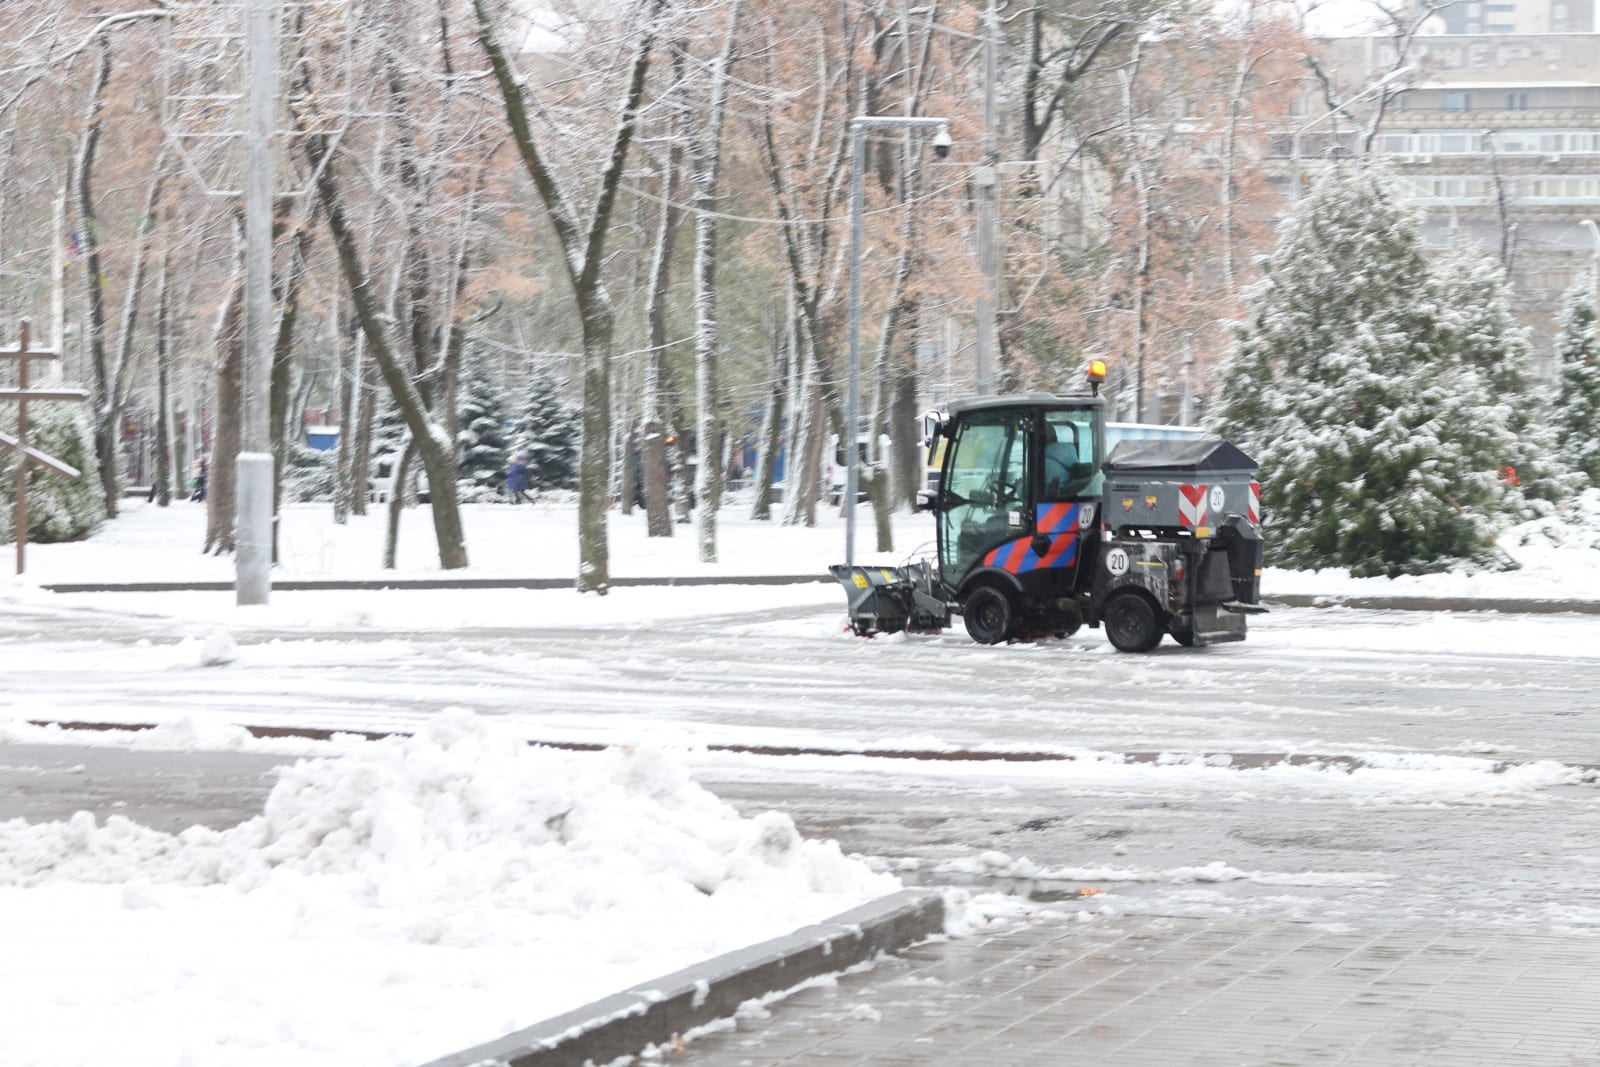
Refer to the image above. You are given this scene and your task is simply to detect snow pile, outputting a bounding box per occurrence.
[1504,487,1600,553]
[0,711,899,1066]
[1264,488,1600,600]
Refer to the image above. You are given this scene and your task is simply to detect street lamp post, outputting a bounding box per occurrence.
[845,114,949,567]
[236,0,277,606]
[1582,219,1599,288]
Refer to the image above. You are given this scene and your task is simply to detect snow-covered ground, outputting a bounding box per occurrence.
[16,488,1600,599]
[3,494,1600,1067]
[0,714,902,1067]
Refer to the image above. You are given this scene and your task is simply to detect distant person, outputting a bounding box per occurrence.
[505,453,530,504]
[190,458,208,502]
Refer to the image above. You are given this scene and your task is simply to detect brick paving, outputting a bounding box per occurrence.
[669,914,1600,1066]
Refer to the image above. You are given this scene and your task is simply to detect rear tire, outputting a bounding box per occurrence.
[1104,592,1163,653]
[962,586,1015,645]
[1169,624,1196,647]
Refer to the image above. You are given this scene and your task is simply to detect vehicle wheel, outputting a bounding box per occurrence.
[962,586,1016,645]
[1169,626,1196,647]
[1104,592,1163,653]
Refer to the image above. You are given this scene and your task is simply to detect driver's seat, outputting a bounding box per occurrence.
[1044,428,1078,497]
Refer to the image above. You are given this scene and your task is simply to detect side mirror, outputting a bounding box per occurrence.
[914,489,938,513]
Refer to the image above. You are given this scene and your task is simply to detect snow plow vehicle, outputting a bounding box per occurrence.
[830,364,1266,651]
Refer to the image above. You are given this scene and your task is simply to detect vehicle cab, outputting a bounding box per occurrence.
[921,384,1106,643]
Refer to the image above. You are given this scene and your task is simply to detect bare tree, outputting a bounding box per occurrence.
[685,0,742,562]
[474,0,668,593]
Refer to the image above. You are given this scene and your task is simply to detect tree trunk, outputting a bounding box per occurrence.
[748,321,788,520]
[641,89,684,538]
[687,3,740,564]
[791,376,825,528]
[382,434,416,570]
[473,0,666,593]
[153,240,174,508]
[205,278,243,555]
[269,214,313,562]
[303,124,468,569]
[352,342,376,517]
[890,353,919,509]
[866,464,892,552]
[74,36,117,517]
[334,302,354,525]
[619,422,638,516]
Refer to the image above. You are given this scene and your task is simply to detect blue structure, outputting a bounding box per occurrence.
[306,426,340,452]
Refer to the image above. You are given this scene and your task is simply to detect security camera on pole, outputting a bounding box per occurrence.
[845,114,950,568]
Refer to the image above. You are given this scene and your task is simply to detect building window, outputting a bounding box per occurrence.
[1487,22,1515,30]
[1442,93,1472,111]
[1507,93,1529,110]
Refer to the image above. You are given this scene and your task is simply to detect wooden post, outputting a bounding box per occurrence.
[0,318,87,575]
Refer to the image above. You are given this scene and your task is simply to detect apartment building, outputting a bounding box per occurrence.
[1274,32,1600,382]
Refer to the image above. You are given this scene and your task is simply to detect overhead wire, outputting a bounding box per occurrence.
[615,164,974,227]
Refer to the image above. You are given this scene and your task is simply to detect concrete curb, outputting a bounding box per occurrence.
[37,574,833,594]
[416,887,945,1067]
[37,577,1600,615]
[1264,593,1600,615]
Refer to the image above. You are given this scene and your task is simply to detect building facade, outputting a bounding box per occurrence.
[1272,32,1600,383]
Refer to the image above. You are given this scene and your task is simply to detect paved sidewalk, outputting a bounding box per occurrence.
[670,913,1600,1066]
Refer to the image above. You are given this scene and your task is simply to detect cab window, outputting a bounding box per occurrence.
[1041,409,1100,499]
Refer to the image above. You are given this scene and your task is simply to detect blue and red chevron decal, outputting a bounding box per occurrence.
[982,504,1081,575]
[1035,502,1078,535]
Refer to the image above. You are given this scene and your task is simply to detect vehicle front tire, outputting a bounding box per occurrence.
[1104,592,1163,653]
[962,586,1016,645]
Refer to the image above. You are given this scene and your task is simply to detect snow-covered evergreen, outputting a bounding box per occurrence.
[284,441,336,503]
[371,402,408,460]
[456,360,512,494]
[514,365,578,492]
[1552,282,1600,485]
[0,402,105,543]
[1430,244,1577,513]
[1211,165,1532,577]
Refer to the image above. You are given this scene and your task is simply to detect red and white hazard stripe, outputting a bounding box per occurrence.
[1248,481,1260,525]
[1178,484,1208,527]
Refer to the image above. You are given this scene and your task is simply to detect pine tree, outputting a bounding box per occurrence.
[371,400,409,459]
[513,365,579,491]
[1430,245,1575,514]
[1210,165,1519,577]
[0,402,106,543]
[456,360,512,494]
[1552,282,1600,486]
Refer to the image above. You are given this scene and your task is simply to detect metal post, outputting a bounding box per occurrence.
[974,0,999,396]
[237,0,276,606]
[843,114,950,568]
[846,121,865,568]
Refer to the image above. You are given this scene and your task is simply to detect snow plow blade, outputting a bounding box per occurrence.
[829,560,951,637]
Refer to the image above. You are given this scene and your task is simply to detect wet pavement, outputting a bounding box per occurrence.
[670,912,1600,1066]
